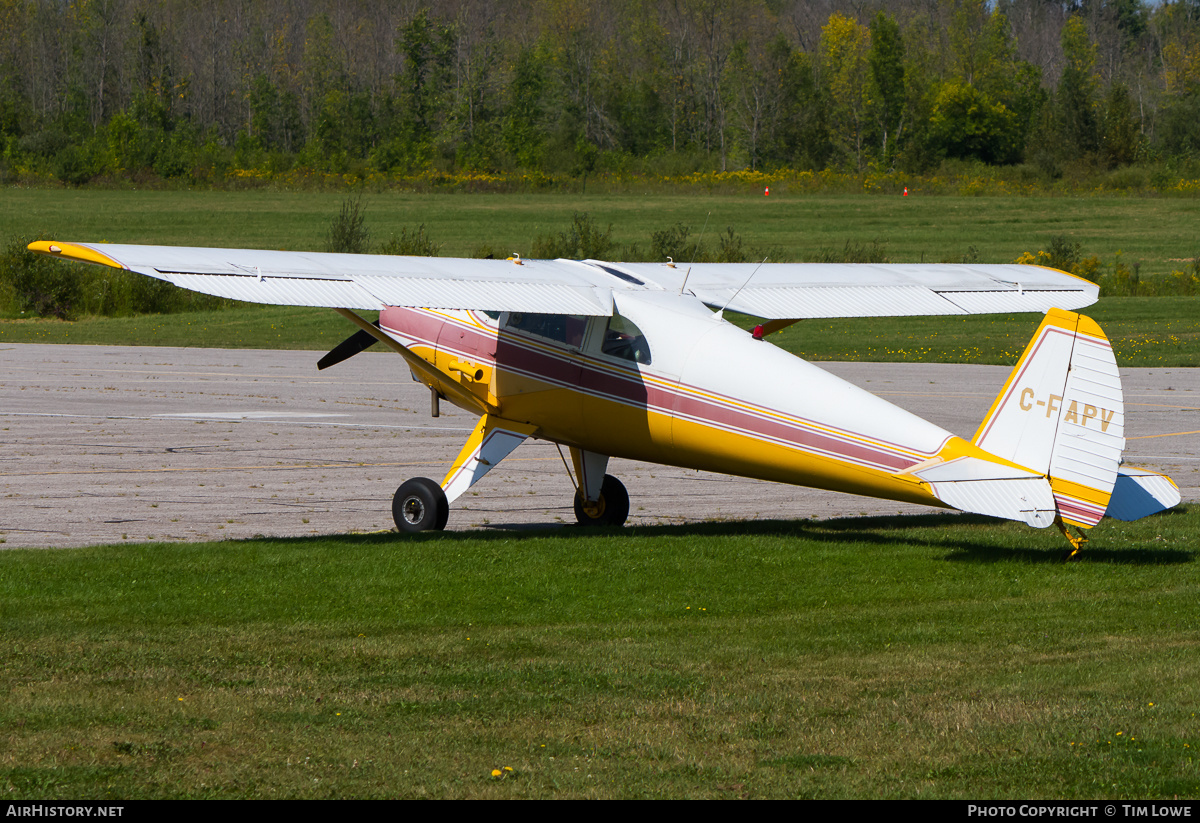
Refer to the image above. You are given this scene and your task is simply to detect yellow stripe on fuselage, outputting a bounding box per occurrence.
[394,308,954,507]
[501,369,949,508]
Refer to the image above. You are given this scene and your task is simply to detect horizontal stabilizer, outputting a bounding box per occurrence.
[910,457,1056,528]
[1105,468,1182,522]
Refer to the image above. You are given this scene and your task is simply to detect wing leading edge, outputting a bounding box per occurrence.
[29,241,1098,319]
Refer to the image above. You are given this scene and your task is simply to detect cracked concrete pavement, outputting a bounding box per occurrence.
[2,343,1195,548]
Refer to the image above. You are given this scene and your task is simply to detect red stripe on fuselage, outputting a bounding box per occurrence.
[382,306,456,347]
[381,308,935,473]
[1054,493,1105,526]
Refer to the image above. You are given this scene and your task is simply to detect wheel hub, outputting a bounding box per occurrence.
[402,496,426,525]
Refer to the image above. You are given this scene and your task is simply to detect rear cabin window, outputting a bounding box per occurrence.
[504,313,588,348]
[601,315,651,365]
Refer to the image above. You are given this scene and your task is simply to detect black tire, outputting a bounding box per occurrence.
[393,478,450,533]
[573,474,630,527]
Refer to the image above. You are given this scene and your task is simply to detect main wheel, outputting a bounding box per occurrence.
[573,474,630,527]
[393,477,450,533]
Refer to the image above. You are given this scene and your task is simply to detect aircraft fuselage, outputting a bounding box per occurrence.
[380,292,988,510]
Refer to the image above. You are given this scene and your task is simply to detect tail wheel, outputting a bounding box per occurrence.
[393,478,450,533]
[573,474,630,527]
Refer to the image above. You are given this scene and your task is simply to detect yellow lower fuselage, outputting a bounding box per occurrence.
[379,295,1008,512]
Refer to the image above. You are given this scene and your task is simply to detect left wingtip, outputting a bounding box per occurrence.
[27,241,127,270]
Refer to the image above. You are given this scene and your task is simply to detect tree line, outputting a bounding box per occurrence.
[1,0,1198,186]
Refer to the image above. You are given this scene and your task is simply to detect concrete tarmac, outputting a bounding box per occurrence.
[2,343,1196,549]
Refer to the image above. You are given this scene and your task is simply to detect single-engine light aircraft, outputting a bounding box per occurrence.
[31,241,1180,554]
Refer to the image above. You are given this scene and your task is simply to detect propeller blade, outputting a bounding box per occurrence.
[318,325,381,370]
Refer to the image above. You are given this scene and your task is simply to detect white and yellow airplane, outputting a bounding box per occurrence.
[30,240,1180,554]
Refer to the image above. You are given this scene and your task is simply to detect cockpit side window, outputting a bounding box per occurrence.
[503,313,588,348]
[600,314,651,365]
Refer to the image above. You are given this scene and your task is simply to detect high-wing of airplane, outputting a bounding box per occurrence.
[30,240,1180,556]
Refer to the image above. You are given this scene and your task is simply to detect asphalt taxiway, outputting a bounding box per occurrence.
[2,343,1195,548]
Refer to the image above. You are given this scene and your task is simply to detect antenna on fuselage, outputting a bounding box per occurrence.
[715,256,769,321]
[677,212,711,296]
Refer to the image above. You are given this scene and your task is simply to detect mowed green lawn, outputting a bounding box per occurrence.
[3,189,1199,365]
[3,190,1197,799]
[4,188,1200,273]
[1,509,1197,799]
[2,297,1196,367]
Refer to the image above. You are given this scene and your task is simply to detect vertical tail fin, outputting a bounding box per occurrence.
[972,309,1124,528]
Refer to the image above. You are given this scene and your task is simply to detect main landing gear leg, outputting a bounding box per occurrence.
[392,415,539,534]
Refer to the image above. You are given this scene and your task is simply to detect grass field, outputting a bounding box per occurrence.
[3,189,1197,799]
[1,508,1196,799]
[4,189,1200,275]
[4,189,1199,365]
[3,297,1197,367]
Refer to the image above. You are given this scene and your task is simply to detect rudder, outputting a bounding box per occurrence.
[972,309,1124,528]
